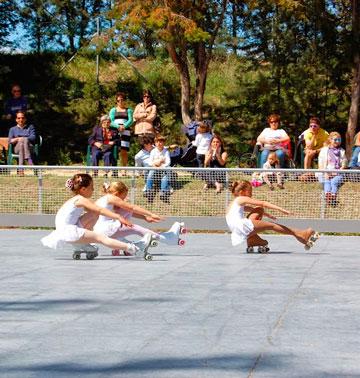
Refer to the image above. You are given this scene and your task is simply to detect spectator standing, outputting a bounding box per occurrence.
[88,115,119,173]
[256,114,290,168]
[349,131,360,169]
[8,111,36,167]
[133,90,157,142]
[317,132,347,206]
[144,135,171,203]
[302,117,329,169]
[192,121,213,167]
[204,134,228,193]
[109,92,133,176]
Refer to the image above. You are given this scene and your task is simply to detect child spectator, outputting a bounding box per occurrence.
[261,152,285,190]
[144,135,171,203]
[317,132,347,206]
[192,121,212,167]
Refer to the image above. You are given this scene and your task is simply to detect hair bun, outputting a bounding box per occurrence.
[65,178,74,190]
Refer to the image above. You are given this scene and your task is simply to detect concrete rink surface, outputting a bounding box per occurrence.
[0,229,359,378]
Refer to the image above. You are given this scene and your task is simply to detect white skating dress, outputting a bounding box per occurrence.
[41,196,86,249]
[226,200,254,246]
[93,195,132,237]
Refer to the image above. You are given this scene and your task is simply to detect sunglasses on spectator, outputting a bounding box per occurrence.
[331,138,341,142]
[310,124,319,128]
[143,95,150,98]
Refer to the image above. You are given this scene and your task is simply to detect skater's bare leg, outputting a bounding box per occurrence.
[251,219,314,245]
[112,224,159,240]
[247,207,264,221]
[76,229,132,251]
[79,212,99,230]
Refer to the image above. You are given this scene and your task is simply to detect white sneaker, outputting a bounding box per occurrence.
[133,233,153,257]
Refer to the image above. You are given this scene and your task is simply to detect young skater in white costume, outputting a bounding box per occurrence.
[94,181,186,255]
[41,173,153,256]
[226,180,319,252]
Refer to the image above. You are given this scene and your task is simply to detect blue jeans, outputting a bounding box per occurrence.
[146,170,170,192]
[323,175,343,194]
[349,146,360,168]
[259,149,286,168]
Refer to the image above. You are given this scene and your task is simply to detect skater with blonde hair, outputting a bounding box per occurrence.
[94,181,186,256]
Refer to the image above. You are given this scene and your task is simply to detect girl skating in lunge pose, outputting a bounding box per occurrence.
[41,174,153,260]
[226,180,319,253]
[94,181,186,256]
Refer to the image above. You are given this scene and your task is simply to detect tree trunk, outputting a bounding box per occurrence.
[194,43,209,120]
[166,42,191,125]
[346,0,360,157]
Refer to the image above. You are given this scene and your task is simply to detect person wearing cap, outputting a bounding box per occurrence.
[303,117,329,169]
[88,115,120,170]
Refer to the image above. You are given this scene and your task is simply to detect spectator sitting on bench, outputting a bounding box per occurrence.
[144,135,171,203]
[88,115,119,174]
[349,131,360,169]
[8,111,36,166]
[302,117,329,169]
[256,114,290,168]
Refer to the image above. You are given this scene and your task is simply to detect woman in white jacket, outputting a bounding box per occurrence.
[317,132,347,206]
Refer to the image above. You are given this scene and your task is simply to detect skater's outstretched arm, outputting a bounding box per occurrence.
[236,196,291,216]
[107,194,163,223]
[75,196,133,227]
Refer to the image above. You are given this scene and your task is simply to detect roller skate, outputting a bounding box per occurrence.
[159,222,187,246]
[304,230,320,251]
[73,244,99,260]
[246,234,269,254]
[127,233,154,261]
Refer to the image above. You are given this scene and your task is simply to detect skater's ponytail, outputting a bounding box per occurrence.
[66,173,93,193]
[230,180,251,196]
[102,181,128,196]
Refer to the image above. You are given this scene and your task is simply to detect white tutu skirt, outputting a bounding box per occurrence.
[41,225,86,249]
[228,218,254,246]
[93,219,121,237]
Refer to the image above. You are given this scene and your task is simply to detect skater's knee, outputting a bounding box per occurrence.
[248,207,264,220]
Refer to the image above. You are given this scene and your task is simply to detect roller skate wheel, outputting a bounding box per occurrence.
[178,239,185,246]
[86,252,96,260]
[180,227,187,234]
[73,252,81,260]
[112,249,120,256]
[246,247,254,253]
[150,240,158,247]
[144,254,153,261]
[258,246,269,253]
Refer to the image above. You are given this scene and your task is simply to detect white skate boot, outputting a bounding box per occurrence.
[72,243,99,260]
[159,222,186,246]
[127,233,154,261]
